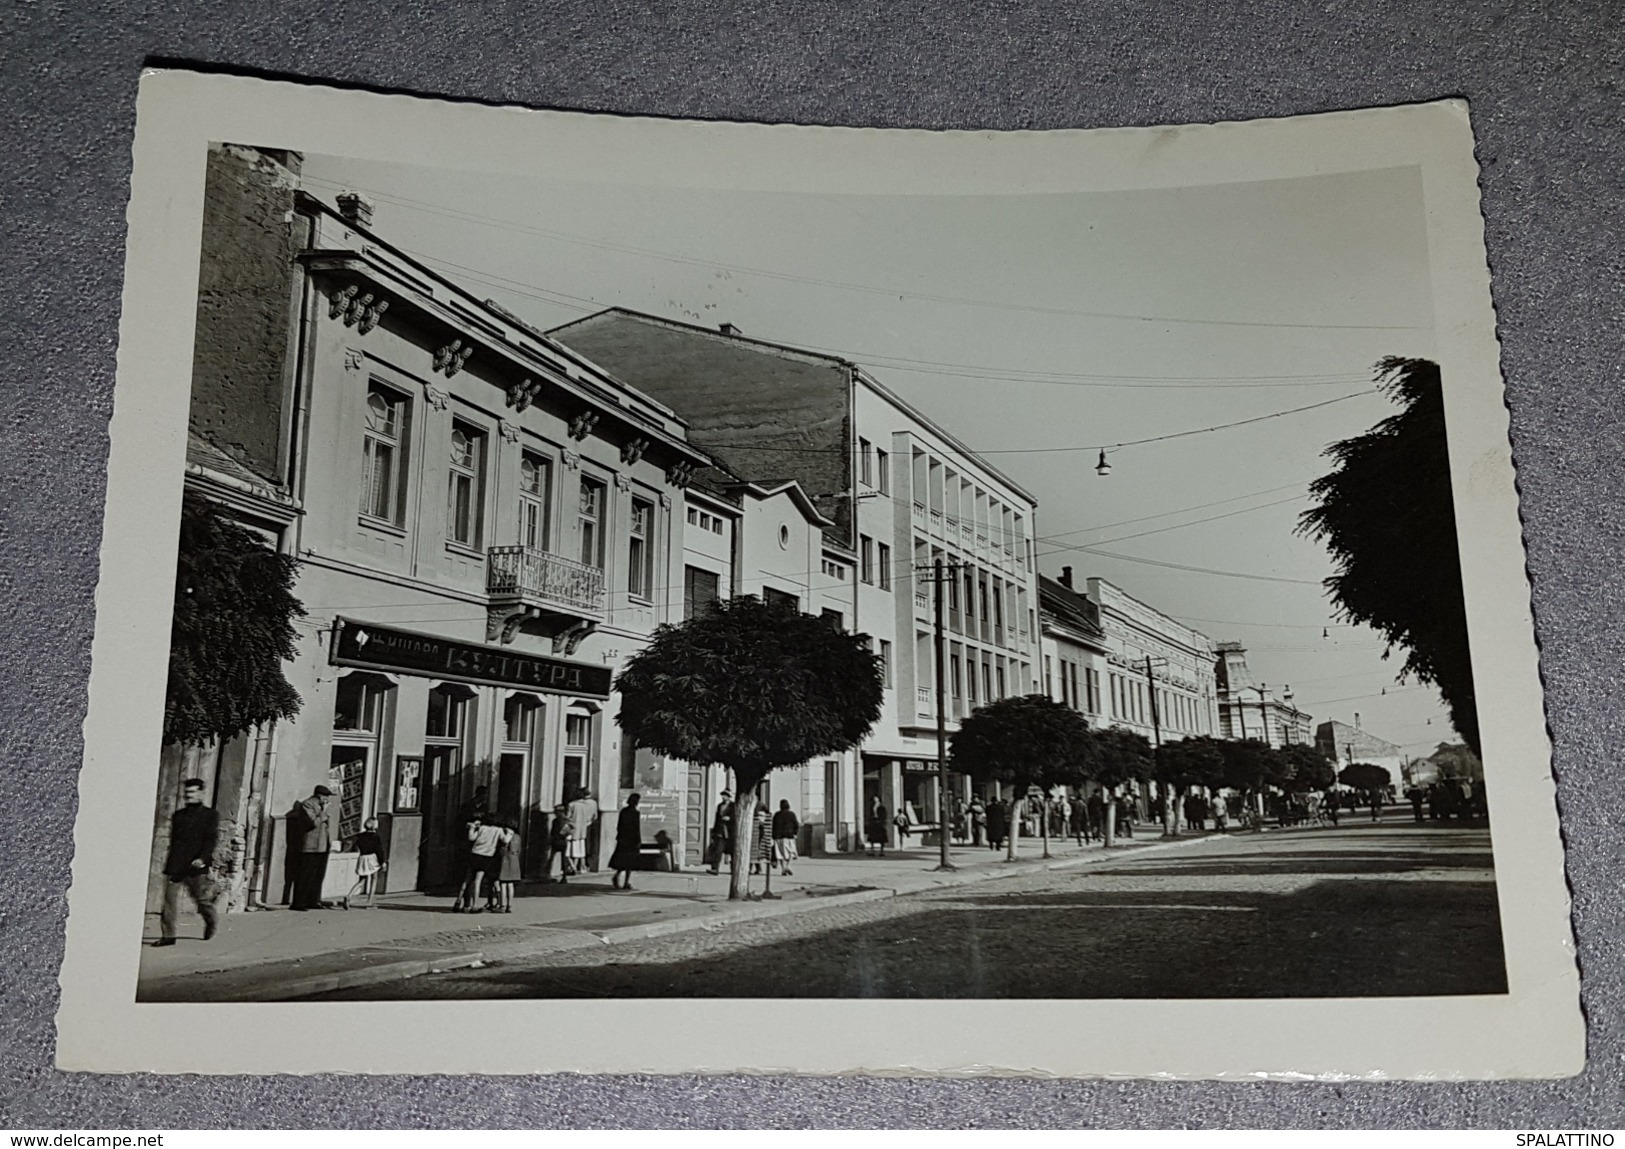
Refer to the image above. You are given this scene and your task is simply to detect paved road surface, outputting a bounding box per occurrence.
[310,823,1505,1000]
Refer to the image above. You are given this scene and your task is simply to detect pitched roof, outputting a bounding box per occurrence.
[1039,573,1105,641]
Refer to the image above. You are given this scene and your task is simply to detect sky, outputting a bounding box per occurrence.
[301,151,1459,758]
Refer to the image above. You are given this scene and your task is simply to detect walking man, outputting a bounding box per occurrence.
[289,784,336,910]
[707,789,735,875]
[155,778,219,946]
[772,799,800,876]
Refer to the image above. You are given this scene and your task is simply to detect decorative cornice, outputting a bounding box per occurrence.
[330,285,388,333]
[568,411,601,442]
[433,340,473,377]
[666,460,696,489]
[506,377,542,413]
[620,436,650,466]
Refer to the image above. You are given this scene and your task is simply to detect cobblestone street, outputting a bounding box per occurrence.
[311,822,1504,1000]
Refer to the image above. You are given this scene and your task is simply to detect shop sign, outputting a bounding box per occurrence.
[329,618,612,700]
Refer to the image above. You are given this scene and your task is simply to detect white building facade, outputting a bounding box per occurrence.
[1086,577,1219,746]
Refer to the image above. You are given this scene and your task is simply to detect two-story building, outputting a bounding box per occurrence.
[550,310,1042,848]
[1086,576,1219,747]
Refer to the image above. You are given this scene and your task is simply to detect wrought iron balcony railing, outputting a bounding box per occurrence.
[487,546,606,618]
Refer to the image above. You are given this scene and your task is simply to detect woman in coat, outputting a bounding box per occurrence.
[986,797,1008,851]
[609,793,643,890]
[865,797,888,857]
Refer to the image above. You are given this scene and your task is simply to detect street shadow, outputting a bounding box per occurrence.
[316,872,1508,1001]
[1089,848,1497,879]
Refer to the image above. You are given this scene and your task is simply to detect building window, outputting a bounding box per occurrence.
[426,684,468,740]
[822,558,847,581]
[562,708,594,796]
[763,587,799,613]
[877,542,892,590]
[820,608,845,631]
[519,452,550,550]
[876,449,889,494]
[361,382,409,525]
[504,693,540,745]
[578,477,606,569]
[996,664,1007,700]
[860,535,874,584]
[879,639,893,689]
[447,421,486,549]
[1044,656,1053,699]
[687,506,724,534]
[683,565,721,618]
[859,437,874,487]
[1069,664,1081,711]
[629,497,655,600]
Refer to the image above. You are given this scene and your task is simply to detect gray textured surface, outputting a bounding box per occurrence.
[1,0,1621,1128]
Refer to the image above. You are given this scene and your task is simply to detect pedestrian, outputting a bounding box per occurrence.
[707,789,735,874]
[349,817,387,909]
[289,785,337,910]
[1086,791,1105,842]
[455,785,489,893]
[547,803,573,883]
[1408,787,1426,824]
[1368,790,1382,822]
[492,816,521,912]
[772,799,800,876]
[155,778,220,945]
[986,798,1008,851]
[751,799,773,875]
[567,786,600,876]
[893,807,911,846]
[610,793,643,890]
[866,797,889,857]
[1211,798,1228,834]
[1115,795,1134,839]
[458,812,501,912]
[1068,797,1087,845]
[968,797,987,847]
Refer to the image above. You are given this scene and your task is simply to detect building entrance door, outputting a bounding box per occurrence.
[496,753,525,829]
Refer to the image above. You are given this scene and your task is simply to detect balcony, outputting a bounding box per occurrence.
[486,545,606,651]
[912,501,927,527]
[917,685,934,717]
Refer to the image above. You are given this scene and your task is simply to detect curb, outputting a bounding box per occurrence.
[189,832,1216,1001]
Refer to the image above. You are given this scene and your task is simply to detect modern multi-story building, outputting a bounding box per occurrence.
[1085,576,1219,745]
[1214,642,1315,747]
[550,310,1043,848]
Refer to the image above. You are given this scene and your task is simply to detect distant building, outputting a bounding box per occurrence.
[1039,567,1106,726]
[1316,718,1407,786]
[1214,642,1315,747]
[1085,577,1219,743]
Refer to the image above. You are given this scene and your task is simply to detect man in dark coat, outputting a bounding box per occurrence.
[289,785,336,910]
[156,778,220,946]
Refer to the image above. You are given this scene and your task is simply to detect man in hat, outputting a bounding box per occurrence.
[155,777,219,946]
[707,789,735,875]
[289,784,337,910]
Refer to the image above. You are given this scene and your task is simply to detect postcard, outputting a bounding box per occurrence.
[56,68,1580,1078]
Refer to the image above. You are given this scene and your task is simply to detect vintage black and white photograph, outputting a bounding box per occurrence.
[57,72,1578,1078]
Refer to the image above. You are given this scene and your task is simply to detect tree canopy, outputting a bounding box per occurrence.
[164,495,306,747]
[1299,358,1480,754]
[1339,762,1393,792]
[614,595,884,795]
[1092,726,1154,790]
[1278,743,1337,792]
[1217,738,1289,795]
[1155,735,1226,792]
[950,694,1094,794]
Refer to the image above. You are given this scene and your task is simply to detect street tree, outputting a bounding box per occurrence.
[1217,738,1287,814]
[1279,743,1337,792]
[1153,736,1226,835]
[165,494,306,748]
[1093,726,1154,848]
[950,694,1093,860]
[614,595,883,900]
[1339,762,1392,794]
[1299,357,1480,755]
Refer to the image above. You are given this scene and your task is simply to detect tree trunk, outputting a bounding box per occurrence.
[729,789,758,902]
[1163,781,1179,838]
[1040,793,1051,859]
[1103,786,1117,849]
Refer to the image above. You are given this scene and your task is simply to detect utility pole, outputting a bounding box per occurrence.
[915,557,965,872]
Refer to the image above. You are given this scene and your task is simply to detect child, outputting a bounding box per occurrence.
[492,816,521,912]
[350,818,386,908]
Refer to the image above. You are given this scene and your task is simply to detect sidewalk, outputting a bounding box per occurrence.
[136,829,1208,1001]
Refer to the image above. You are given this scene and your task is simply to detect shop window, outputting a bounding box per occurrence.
[519,452,550,550]
[447,421,486,549]
[333,673,388,733]
[361,381,409,525]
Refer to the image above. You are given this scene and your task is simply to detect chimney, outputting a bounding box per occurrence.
[718,322,741,337]
[1354,711,1361,730]
[1059,566,1073,588]
[335,191,374,227]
